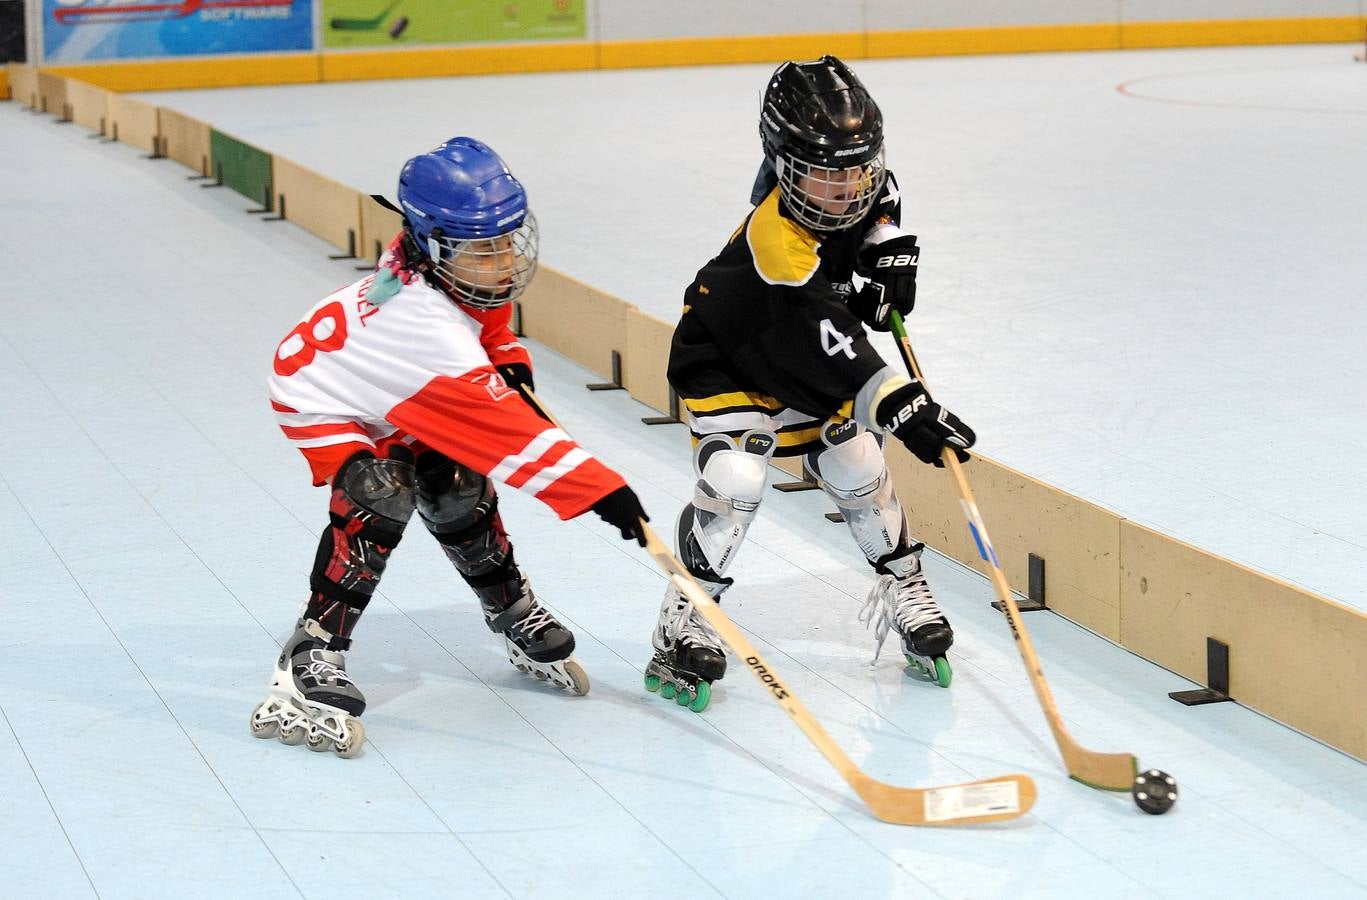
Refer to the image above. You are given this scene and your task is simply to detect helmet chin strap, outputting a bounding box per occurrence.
[398,228,435,277]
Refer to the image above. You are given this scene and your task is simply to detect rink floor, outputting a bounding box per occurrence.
[2,43,1366,900]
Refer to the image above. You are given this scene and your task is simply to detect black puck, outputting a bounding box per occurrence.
[1132,768,1178,815]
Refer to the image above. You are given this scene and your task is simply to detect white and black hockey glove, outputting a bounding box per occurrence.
[592,485,650,547]
[875,380,975,467]
[851,234,920,332]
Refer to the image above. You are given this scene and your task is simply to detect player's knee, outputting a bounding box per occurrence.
[333,450,417,545]
[416,453,495,536]
[694,430,775,519]
[809,430,887,504]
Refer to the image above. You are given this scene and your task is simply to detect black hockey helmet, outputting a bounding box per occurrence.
[759,56,887,232]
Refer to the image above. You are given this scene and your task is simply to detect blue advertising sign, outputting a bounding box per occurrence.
[43,0,313,62]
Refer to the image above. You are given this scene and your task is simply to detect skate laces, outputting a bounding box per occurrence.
[298,648,355,687]
[664,593,722,651]
[514,599,560,639]
[858,565,942,662]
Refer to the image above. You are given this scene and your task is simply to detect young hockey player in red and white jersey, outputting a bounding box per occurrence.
[250,137,649,756]
[644,57,976,713]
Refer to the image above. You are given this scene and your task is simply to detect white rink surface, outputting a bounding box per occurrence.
[0,44,1362,900]
[137,44,1367,614]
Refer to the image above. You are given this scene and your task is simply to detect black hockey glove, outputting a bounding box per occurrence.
[592,486,650,547]
[496,362,534,396]
[875,380,975,467]
[850,234,920,331]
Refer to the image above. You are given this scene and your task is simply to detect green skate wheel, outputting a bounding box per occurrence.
[675,687,693,707]
[644,673,661,693]
[688,681,711,713]
[660,682,678,700]
[933,656,952,688]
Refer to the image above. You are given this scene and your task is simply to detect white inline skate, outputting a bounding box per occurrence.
[250,620,366,757]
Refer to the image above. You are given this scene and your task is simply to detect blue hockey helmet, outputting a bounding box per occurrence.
[396,137,539,309]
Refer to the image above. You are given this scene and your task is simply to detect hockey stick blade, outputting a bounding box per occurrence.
[517,387,1036,824]
[645,524,1036,826]
[888,311,1138,792]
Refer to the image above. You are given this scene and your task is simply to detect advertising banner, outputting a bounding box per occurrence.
[322,0,584,48]
[42,0,314,62]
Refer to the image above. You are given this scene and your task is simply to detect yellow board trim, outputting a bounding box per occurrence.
[35,16,1365,93]
[0,67,9,101]
[868,23,1120,58]
[1121,16,1363,49]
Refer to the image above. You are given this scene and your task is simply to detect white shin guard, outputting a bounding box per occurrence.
[806,424,907,565]
[676,430,777,585]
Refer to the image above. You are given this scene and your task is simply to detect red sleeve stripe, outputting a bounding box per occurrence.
[270,399,300,413]
[289,432,377,451]
[280,421,371,440]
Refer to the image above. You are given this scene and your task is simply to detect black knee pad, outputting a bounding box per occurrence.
[306,451,417,644]
[416,452,494,534]
[415,453,514,582]
[332,450,418,545]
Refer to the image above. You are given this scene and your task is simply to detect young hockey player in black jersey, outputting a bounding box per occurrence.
[644,56,976,712]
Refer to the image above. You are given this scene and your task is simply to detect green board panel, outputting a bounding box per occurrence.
[209,130,273,208]
[322,0,585,49]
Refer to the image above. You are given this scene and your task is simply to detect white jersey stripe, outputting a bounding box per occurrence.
[524,448,591,496]
[488,427,573,484]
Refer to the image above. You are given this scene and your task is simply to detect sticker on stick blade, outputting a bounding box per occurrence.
[923,781,1021,823]
[959,500,1000,567]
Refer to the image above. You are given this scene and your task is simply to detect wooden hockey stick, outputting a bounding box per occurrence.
[521,387,1036,824]
[887,310,1137,791]
[641,522,1036,825]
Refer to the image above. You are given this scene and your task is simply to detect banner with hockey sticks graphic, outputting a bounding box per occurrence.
[42,0,313,62]
[321,0,583,49]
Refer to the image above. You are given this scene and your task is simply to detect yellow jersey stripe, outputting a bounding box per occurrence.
[683,391,787,414]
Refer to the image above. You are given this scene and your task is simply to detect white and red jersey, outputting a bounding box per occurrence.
[267,258,624,520]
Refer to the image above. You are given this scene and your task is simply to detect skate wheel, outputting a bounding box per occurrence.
[562,659,590,696]
[660,682,678,700]
[688,680,712,713]
[675,686,693,707]
[305,728,332,752]
[933,656,952,688]
[249,708,277,740]
[332,720,365,759]
[278,723,307,746]
[644,673,661,693]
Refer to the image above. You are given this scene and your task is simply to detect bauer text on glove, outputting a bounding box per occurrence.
[875,380,975,466]
[851,234,919,331]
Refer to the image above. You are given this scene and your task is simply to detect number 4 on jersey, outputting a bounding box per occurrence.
[820,318,856,360]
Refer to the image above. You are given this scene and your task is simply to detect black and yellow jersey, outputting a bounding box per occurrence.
[667,171,907,455]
